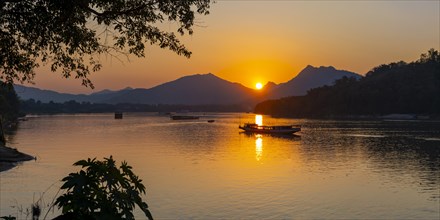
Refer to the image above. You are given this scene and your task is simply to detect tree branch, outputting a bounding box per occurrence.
[80,3,151,19]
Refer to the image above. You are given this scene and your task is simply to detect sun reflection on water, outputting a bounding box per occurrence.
[255,134,263,161]
[255,114,263,126]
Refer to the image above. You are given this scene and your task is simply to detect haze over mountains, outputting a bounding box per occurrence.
[14,65,361,105]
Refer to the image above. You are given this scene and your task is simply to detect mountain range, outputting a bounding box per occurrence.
[266,65,361,97]
[14,65,361,105]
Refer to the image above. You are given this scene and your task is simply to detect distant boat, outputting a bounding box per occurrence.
[17,117,28,121]
[114,112,123,119]
[207,120,215,123]
[171,115,199,120]
[239,123,301,134]
[158,112,172,116]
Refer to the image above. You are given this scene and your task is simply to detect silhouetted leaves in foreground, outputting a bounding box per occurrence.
[55,156,153,220]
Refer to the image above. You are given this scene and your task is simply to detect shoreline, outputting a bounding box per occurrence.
[267,113,440,121]
[0,144,35,172]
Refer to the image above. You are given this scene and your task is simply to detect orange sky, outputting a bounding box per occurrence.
[22,1,440,94]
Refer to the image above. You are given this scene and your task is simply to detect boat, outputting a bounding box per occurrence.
[171,115,200,120]
[17,117,28,121]
[239,123,301,134]
[114,112,123,119]
[207,120,215,123]
[158,112,172,116]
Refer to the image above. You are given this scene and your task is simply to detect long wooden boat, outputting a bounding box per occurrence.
[171,115,200,120]
[239,123,300,134]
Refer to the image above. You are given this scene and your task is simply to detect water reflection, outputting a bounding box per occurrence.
[239,131,301,164]
[255,134,263,161]
[240,131,301,141]
[255,114,263,126]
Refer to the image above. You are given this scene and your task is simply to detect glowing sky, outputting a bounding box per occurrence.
[24,1,440,94]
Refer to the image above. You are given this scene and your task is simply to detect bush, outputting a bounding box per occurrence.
[54,156,153,220]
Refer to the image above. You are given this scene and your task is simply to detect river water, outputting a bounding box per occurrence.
[0,113,439,219]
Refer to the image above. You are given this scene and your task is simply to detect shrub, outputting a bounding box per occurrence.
[54,156,153,220]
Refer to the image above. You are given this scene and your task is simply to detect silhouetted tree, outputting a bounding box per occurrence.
[418,48,440,64]
[0,82,20,121]
[0,0,211,88]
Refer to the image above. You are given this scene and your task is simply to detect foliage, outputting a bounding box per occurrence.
[0,0,211,88]
[255,49,440,117]
[55,156,153,220]
[0,82,20,121]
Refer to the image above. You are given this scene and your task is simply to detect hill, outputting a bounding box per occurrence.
[14,85,89,103]
[13,85,133,103]
[255,49,440,118]
[14,73,260,107]
[106,73,257,105]
[14,66,361,108]
[268,65,361,98]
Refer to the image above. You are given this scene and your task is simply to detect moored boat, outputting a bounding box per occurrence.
[171,115,200,120]
[114,112,123,119]
[239,123,300,134]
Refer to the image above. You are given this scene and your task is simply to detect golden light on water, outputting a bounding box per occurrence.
[255,134,263,161]
[255,115,263,126]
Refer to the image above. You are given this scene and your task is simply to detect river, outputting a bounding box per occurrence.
[0,113,439,219]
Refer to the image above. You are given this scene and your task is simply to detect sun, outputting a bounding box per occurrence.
[255,82,263,90]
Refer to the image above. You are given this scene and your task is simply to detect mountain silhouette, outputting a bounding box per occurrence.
[13,85,133,103]
[14,85,89,103]
[92,87,133,95]
[106,73,256,105]
[262,81,279,92]
[14,67,361,105]
[268,65,361,98]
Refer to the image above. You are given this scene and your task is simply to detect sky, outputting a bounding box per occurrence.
[21,1,440,94]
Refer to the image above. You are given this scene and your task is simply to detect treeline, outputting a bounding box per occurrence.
[255,49,440,118]
[20,99,248,114]
[0,82,20,122]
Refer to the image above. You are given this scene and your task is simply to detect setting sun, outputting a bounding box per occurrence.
[256,82,263,90]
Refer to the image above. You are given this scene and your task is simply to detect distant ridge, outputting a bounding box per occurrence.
[14,67,361,105]
[92,87,133,95]
[268,65,361,98]
[14,73,259,105]
[105,73,257,105]
[262,81,278,92]
[13,85,133,103]
[255,49,440,117]
[14,85,89,103]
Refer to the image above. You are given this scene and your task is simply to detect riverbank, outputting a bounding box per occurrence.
[268,113,440,121]
[0,144,34,172]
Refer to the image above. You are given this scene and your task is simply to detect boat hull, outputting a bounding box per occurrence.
[239,126,301,134]
[171,115,200,120]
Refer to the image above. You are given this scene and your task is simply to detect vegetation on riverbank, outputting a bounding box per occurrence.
[0,82,33,172]
[1,157,153,220]
[0,82,20,122]
[255,49,440,118]
[19,100,248,114]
